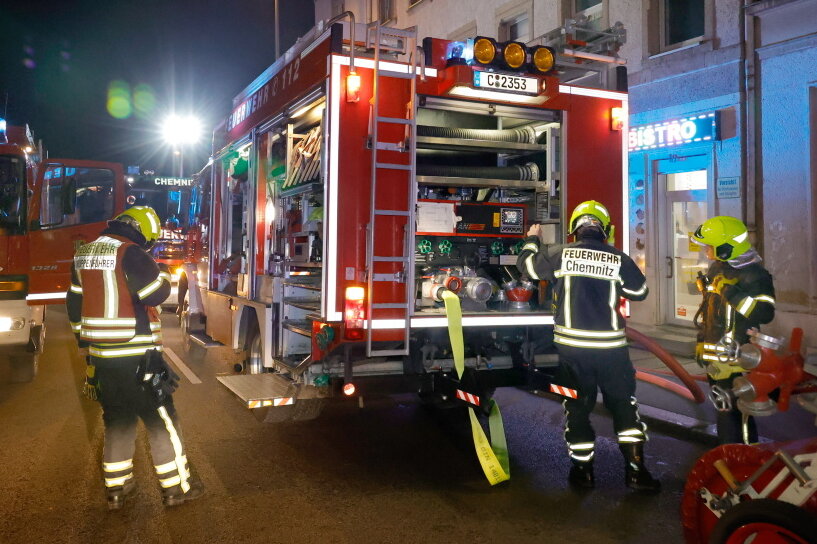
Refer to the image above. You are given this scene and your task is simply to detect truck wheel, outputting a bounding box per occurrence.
[241,321,264,375]
[9,353,38,383]
[179,291,195,353]
[709,498,817,544]
[8,324,45,383]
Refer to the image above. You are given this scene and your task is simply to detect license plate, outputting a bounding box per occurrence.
[473,71,538,94]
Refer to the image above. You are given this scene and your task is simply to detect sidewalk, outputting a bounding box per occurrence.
[626,343,817,446]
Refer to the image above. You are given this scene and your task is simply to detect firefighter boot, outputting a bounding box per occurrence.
[162,476,205,507]
[568,462,595,489]
[620,443,661,492]
[106,479,136,511]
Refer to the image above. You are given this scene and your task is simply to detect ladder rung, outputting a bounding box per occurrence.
[376,162,411,171]
[369,349,409,357]
[371,303,410,309]
[377,116,412,125]
[372,256,408,262]
[375,141,404,151]
[375,209,410,216]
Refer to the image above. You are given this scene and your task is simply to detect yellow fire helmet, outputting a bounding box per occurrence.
[114,206,162,246]
[568,200,612,239]
[691,216,751,261]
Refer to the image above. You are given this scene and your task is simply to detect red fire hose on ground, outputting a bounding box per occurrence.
[626,327,706,404]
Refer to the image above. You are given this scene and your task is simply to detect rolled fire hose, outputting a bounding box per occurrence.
[442,290,510,485]
[417,125,537,144]
[626,326,706,404]
[417,163,539,181]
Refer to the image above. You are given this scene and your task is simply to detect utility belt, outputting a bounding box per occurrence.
[135,349,180,407]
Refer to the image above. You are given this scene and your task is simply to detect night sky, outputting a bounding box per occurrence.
[0,1,315,174]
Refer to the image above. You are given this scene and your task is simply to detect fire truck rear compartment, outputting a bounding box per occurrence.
[412,100,561,316]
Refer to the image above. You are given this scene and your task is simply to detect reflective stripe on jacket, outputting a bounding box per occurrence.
[66,223,171,349]
[517,236,648,349]
[74,236,139,343]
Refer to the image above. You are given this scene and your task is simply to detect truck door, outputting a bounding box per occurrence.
[27,160,124,301]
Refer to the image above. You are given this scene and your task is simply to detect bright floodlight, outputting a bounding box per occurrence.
[162,115,202,146]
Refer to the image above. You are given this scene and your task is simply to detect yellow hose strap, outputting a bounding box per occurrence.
[442,290,510,486]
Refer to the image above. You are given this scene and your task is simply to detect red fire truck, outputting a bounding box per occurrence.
[127,173,199,309]
[182,19,632,420]
[0,118,126,381]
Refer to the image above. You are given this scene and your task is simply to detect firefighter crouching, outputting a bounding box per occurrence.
[66,206,204,509]
[517,200,660,492]
[690,216,775,444]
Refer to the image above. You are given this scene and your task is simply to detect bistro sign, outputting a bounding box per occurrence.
[629,112,717,151]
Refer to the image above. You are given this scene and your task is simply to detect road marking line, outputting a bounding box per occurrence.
[164,347,202,384]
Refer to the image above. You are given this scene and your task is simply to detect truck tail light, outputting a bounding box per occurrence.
[344,286,365,340]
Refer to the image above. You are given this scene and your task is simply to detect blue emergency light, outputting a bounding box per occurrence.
[0,118,7,143]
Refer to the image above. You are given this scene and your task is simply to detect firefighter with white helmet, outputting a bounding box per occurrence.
[517,200,660,492]
[690,216,775,444]
[66,206,204,509]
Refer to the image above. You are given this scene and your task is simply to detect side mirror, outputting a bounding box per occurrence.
[61,178,77,215]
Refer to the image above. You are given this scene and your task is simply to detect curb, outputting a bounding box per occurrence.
[529,389,721,447]
[637,403,720,447]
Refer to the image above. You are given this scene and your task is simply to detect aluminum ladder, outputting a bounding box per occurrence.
[364,22,419,358]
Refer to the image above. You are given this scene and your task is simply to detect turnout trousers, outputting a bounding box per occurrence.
[93,353,192,494]
[556,345,647,463]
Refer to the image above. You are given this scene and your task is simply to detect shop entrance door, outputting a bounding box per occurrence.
[655,154,709,326]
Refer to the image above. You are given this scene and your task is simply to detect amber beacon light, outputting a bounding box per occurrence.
[530,45,556,73]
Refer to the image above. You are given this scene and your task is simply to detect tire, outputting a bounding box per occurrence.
[8,324,45,383]
[242,321,264,375]
[709,498,817,544]
[179,291,195,353]
[9,352,38,383]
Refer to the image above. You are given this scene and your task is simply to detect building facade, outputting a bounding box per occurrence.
[312,0,817,354]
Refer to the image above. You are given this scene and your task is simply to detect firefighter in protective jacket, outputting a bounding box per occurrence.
[517,200,660,492]
[690,216,775,444]
[66,206,204,509]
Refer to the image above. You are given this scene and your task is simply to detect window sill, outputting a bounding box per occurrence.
[648,38,704,60]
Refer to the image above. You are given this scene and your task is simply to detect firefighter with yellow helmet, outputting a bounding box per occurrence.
[690,216,775,444]
[517,200,660,492]
[66,206,204,509]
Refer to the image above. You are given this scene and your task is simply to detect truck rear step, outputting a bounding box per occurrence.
[217,373,323,408]
[189,333,222,348]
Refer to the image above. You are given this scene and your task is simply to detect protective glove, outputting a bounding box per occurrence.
[710,275,738,296]
[83,362,99,401]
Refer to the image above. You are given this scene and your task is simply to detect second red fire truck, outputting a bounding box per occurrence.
[181,18,634,422]
[0,118,126,381]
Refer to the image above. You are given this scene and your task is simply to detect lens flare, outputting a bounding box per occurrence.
[133,83,156,118]
[107,80,132,119]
